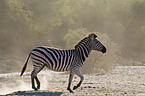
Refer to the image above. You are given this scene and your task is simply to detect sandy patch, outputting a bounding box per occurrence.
[2,66,145,96]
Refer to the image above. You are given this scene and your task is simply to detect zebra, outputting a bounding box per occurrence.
[20,33,106,93]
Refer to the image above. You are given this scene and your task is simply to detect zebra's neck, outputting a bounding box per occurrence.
[75,38,92,63]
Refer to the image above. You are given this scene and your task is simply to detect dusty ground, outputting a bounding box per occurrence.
[1,66,145,96]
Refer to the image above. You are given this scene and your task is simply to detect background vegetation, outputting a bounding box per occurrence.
[0,0,145,73]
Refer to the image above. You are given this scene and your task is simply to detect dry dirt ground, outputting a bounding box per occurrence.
[1,66,145,96]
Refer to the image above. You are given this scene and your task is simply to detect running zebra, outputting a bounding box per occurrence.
[20,33,106,93]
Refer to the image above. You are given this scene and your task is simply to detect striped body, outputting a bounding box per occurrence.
[30,47,75,71]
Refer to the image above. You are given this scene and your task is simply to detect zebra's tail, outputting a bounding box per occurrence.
[20,54,31,76]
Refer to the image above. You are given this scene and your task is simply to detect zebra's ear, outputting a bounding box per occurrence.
[89,33,98,40]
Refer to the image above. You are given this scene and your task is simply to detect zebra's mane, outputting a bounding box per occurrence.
[75,37,90,49]
[74,33,97,49]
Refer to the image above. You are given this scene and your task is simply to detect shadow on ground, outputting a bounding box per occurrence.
[7,91,63,96]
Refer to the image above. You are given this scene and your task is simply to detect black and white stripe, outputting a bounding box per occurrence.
[20,33,106,92]
[31,47,76,71]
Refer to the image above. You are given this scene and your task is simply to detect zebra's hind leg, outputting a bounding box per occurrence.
[35,76,40,89]
[35,65,45,89]
[31,65,45,91]
[31,70,38,91]
[67,71,74,93]
[73,68,84,90]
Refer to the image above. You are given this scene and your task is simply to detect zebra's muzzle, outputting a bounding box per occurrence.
[102,46,106,53]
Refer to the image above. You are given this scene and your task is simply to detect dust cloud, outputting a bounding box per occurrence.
[0,70,60,95]
[0,0,145,74]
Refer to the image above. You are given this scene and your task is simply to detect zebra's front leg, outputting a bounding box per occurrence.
[73,68,84,90]
[67,72,74,93]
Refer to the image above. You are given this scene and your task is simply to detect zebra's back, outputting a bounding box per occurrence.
[30,46,75,72]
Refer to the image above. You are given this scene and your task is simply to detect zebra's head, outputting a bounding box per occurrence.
[89,33,106,53]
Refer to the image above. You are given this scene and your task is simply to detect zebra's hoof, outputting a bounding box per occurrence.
[67,88,74,93]
[37,85,40,89]
[70,91,74,93]
[34,88,38,91]
[69,90,74,93]
[32,87,38,91]
[73,86,78,90]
